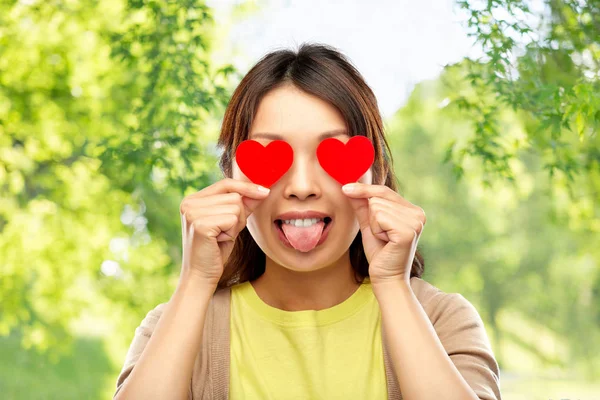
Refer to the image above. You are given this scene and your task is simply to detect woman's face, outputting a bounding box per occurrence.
[232,83,373,272]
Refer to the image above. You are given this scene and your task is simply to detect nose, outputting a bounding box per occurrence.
[282,151,322,201]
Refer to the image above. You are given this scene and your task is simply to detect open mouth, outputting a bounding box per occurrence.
[273,217,333,250]
[274,217,332,230]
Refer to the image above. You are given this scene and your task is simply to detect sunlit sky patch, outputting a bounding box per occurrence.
[206,0,481,118]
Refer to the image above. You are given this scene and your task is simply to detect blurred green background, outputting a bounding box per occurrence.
[1,0,598,399]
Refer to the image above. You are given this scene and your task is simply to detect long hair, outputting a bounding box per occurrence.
[215,42,425,290]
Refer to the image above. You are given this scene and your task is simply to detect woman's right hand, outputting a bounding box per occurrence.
[179,178,270,288]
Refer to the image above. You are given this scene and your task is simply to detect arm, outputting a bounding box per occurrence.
[114,276,217,400]
[373,280,501,400]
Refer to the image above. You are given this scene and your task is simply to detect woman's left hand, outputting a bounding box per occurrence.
[342,182,427,286]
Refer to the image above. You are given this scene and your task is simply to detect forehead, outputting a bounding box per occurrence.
[249,84,349,142]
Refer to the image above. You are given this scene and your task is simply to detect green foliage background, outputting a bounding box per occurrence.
[0,0,598,399]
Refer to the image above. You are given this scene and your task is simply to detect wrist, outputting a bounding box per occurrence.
[371,277,412,298]
[176,272,219,298]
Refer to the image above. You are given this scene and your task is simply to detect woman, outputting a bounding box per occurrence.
[113,42,501,400]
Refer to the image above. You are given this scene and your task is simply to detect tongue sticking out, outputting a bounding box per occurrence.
[280,220,326,252]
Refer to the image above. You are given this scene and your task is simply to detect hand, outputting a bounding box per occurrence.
[342,183,426,286]
[179,178,271,287]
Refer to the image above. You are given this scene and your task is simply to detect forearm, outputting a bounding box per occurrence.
[373,280,479,400]
[115,276,216,400]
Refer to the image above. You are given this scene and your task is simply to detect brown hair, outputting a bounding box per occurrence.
[215,42,425,290]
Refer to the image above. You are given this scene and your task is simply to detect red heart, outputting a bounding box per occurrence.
[316,136,374,185]
[235,139,293,188]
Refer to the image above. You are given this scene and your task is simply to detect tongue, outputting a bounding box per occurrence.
[281,220,325,252]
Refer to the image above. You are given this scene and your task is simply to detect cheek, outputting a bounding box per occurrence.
[358,167,374,184]
[246,206,269,237]
[342,204,359,228]
[245,213,264,245]
[246,214,257,233]
[337,195,359,230]
[232,159,242,180]
[231,159,253,183]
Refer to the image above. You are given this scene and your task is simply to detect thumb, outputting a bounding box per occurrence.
[241,196,265,218]
[347,197,371,232]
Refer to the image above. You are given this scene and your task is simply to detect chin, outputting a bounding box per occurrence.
[270,253,339,274]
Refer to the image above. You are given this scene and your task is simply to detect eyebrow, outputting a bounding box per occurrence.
[250,129,349,141]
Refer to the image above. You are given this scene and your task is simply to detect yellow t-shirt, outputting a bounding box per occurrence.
[229,277,388,400]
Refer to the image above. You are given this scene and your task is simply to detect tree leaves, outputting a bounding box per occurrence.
[0,0,234,362]
[452,0,599,199]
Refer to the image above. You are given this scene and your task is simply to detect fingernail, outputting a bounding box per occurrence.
[257,185,270,193]
[342,184,355,193]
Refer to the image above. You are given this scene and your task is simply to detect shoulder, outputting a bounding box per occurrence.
[409,277,501,399]
[408,276,445,306]
[408,275,453,312]
[136,302,168,336]
[409,276,482,327]
[141,286,231,325]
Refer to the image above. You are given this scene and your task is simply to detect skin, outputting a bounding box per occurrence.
[229,84,484,399]
[231,82,375,312]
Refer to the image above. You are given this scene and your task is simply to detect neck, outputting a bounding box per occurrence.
[249,251,364,311]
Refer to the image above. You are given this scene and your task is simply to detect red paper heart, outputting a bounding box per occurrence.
[316,136,375,185]
[235,139,293,188]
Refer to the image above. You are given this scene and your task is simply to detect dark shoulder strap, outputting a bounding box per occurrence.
[382,320,403,399]
[211,286,231,399]
[190,286,231,400]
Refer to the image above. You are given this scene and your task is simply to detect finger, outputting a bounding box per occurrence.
[183,195,254,241]
[374,206,425,242]
[342,183,416,208]
[184,204,244,224]
[183,192,240,208]
[192,178,270,200]
[189,213,238,242]
[371,197,427,229]
[367,198,411,239]
[345,190,398,232]
[346,196,371,232]
[192,212,243,243]
[368,203,390,242]
[182,192,250,219]
[183,188,265,218]
[212,178,270,217]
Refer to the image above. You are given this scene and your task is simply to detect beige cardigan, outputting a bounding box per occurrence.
[114,277,502,399]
